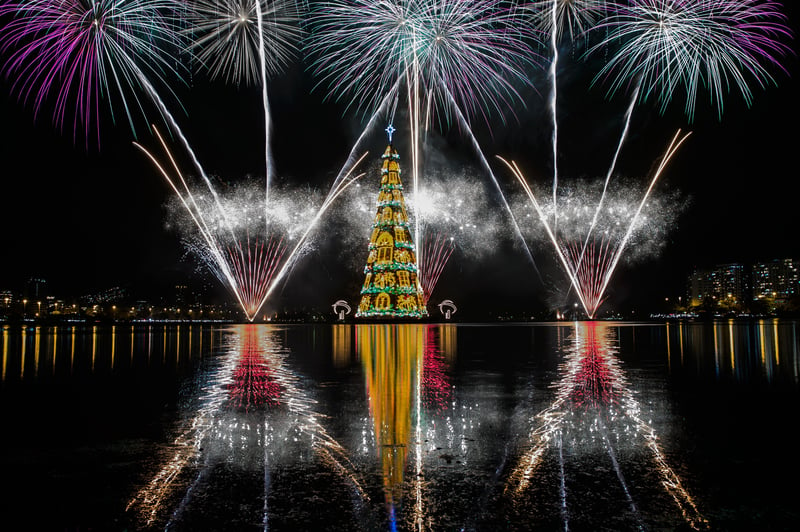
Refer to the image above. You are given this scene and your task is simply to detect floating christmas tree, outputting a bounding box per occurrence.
[356,125,428,319]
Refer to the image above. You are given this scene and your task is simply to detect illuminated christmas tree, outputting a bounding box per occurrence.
[356,126,428,319]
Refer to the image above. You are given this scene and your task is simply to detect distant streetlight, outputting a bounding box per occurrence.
[23,299,28,317]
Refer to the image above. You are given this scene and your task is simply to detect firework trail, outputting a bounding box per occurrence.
[420,232,455,304]
[590,0,792,121]
[307,0,541,293]
[526,0,609,43]
[185,0,304,207]
[526,1,610,246]
[499,129,691,318]
[137,125,367,321]
[0,0,185,147]
[548,0,560,236]
[185,0,301,85]
[438,78,543,281]
[571,82,639,292]
[594,129,691,306]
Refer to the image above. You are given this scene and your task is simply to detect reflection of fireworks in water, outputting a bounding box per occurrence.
[126,331,240,526]
[0,0,183,146]
[138,127,366,321]
[127,325,365,528]
[501,130,690,317]
[506,322,708,530]
[227,328,282,410]
[421,325,452,412]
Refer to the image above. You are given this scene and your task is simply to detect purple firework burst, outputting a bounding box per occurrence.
[0,0,184,147]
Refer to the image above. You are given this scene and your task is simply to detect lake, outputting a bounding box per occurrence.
[1,320,798,531]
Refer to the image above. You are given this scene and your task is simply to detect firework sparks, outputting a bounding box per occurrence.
[307,0,542,295]
[137,126,367,321]
[500,130,691,318]
[185,0,304,206]
[306,0,540,124]
[0,0,184,146]
[420,232,455,304]
[506,322,709,530]
[185,0,302,85]
[591,0,793,121]
[526,0,609,42]
[331,164,506,302]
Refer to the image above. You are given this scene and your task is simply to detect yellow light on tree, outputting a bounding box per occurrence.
[356,126,427,319]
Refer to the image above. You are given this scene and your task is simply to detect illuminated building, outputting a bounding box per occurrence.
[751,258,799,301]
[0,290,14,306]
[355,128,427,319]
[688,263,748,306]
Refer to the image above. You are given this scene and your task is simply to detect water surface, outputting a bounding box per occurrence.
[1,320,797,530]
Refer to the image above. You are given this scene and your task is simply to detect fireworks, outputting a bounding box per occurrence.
[591,0,793,120]
[512,176,687,263]
[0,0,184,146]
[307,0,544,303]
[526,0,609,42]
[506,322,709,530]
[331,165,505,302]
[166,182,318,317]
[0,0,793,318]
[138,126,366,321]
[306,0,541,125]
[185,0,302,86]
[501,130,691,318]
[506,0,791,316]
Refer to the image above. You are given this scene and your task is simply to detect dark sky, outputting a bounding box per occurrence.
[1,5,798,315]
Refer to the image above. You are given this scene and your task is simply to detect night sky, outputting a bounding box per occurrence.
[1,4,798,316]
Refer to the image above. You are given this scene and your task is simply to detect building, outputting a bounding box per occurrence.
[751,258,799,301]
[688,263,748,307]
[25,277,48,300]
